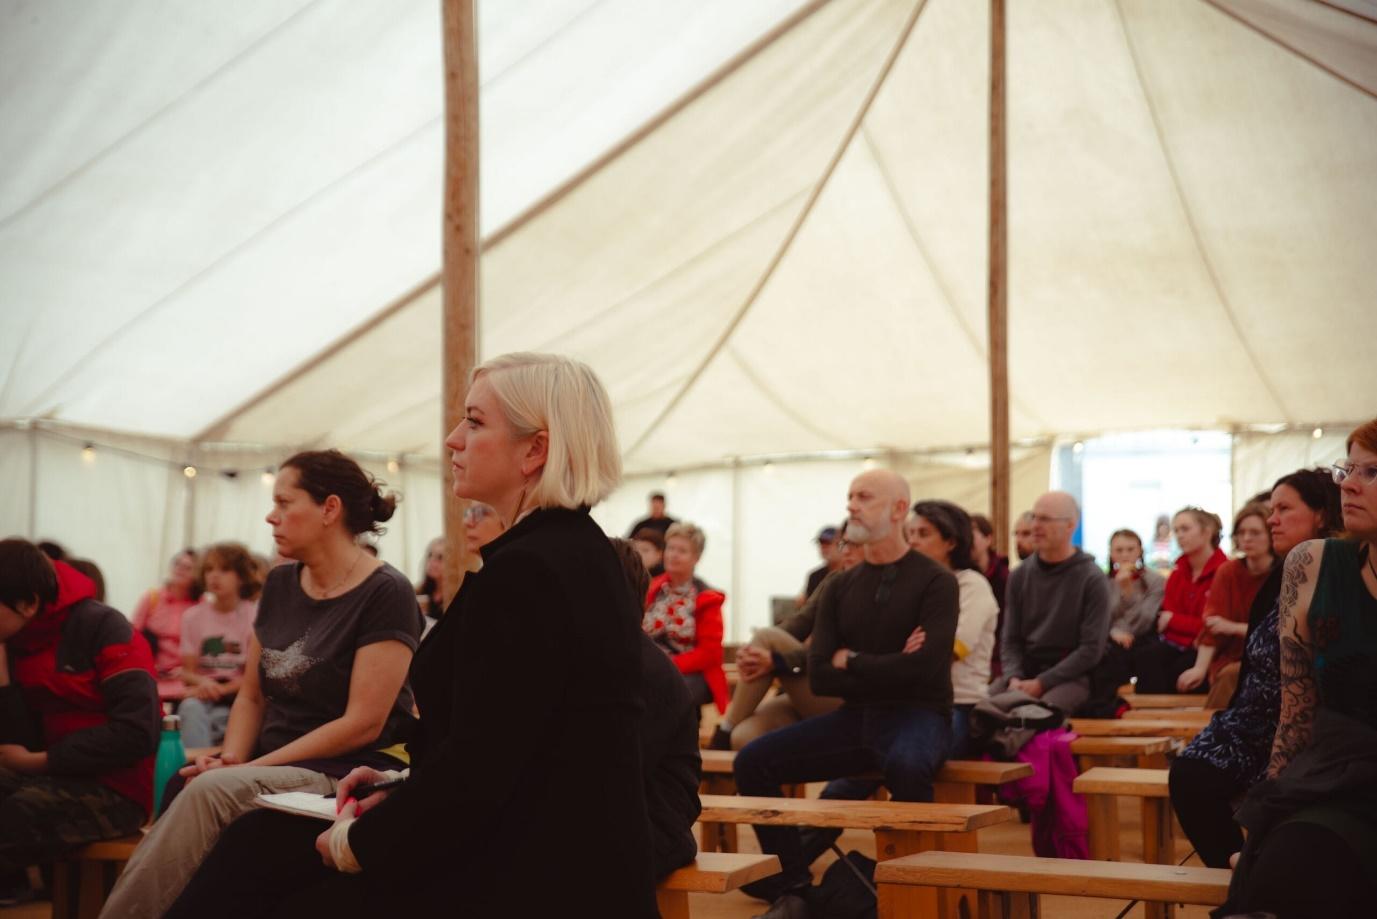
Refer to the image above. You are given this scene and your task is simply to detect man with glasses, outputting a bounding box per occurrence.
[733,469,959,915]
[0,539,160,891]
[989,491,1112,715]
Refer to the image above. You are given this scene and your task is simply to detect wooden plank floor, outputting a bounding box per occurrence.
[2,794,1214,919]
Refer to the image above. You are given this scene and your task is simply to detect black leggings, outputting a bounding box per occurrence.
[1234,820,1377,918]
[1130,638,1198,694]
[1167,756,1243,868]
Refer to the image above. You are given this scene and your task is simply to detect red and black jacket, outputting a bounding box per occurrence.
[1,561,160,816]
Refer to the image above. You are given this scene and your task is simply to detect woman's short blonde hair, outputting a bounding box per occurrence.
[665,522,706,558]
[471,352,622,510]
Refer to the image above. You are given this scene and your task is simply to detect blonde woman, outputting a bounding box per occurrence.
[167,354,657,918]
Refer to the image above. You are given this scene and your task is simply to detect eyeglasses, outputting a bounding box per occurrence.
[1331,462,1377,487]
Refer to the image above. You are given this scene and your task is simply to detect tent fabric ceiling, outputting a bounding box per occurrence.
[2,0,1374,475]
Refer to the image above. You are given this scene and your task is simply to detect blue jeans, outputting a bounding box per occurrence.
[734,702,951,898]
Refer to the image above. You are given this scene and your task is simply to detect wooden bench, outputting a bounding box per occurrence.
[1073,767,1173,862]
[1070,718,1201,741]
[698,794,1014,917]
[874,850,1230,919]
[696,751,1031,852]
[1123,693,1208,710]
[1122,708,1216,724]
[51,835,142,919]
[655,852,781,919]
[1069,736,1172,769]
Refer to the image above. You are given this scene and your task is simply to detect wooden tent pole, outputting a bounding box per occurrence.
[440,0,479,605]
[988,0,1010,554]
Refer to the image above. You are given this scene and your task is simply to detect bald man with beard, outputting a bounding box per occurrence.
[733,470,959,913]
[990,491,1112,714]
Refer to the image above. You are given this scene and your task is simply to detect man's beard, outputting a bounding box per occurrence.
[848,518,889,545]
[1017,545,1033,560]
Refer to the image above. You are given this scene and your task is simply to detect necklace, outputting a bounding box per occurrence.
[313,549,364,599]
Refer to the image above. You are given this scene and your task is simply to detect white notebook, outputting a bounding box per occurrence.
[256,791,339,822]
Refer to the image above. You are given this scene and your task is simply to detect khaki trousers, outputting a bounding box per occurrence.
[725,627,842,750]
[97,765,337,919]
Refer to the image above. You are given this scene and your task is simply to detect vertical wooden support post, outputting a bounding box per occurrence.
[441,0,480,605]
[987,0,1010,554]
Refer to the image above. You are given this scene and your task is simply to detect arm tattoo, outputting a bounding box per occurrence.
[1268,543,1317,777]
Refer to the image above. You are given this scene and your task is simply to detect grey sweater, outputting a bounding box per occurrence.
[1000,550,1112,690]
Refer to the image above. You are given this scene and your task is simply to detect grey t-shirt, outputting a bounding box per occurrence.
[254,561,422,756]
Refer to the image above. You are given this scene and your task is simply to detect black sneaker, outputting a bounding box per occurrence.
[752,892,811,919]
[707,725,733,751]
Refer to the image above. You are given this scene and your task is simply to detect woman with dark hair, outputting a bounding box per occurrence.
[1167,467,1341,869]
[415,537,445,619]
[131,548,202,701]
[1130,506,1227,693]
[905,500,998,755]
[1222,420,1377,917]
[1176,503,1273,698]
[177,542,262,749]
[1083,529,1166,713]
[969,513,1009,677]
[166,353,658,918]
[99,450,420,919]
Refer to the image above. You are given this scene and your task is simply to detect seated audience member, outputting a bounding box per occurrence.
[990,492,1111,715]
[415,537,445,619]
[970,513,1009,677]
[733,470,958,909]
[706,522,861,751]
[631,527,666,578]
[177,542,261,749]
[1222,420,1377,917]
[627,490,676,538]
[164,353,659,918]
[98,450,420,919]
[0,541,159,876]
[66,558,107,603]
[802,525,842,600]
[36,540,69,561]
[463,502,503,554]
[1085,529,1165,710]
[1168,467,1340,869]
[1176,503,1273,700]
[131,548,202,700]
[643,522,727,716]
[1148,514,1174,569]
[1012,511,1036,561]
[905,501,998,756]
[1130,507,1227,694]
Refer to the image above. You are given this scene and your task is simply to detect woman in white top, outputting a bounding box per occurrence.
[903,500,999,756]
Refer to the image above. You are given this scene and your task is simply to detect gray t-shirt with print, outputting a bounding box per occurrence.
[254,561,422,756]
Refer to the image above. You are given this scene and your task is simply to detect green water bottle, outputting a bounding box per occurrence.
[153,714,186,816]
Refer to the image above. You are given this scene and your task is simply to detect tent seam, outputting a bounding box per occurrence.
[725,347,850,448]
[22,115,443,422]
[1113,0,1294,422]
[1200,0,1377,100]
[860,127,1050,430]
[625,0,935,461]
[0,0,328,230]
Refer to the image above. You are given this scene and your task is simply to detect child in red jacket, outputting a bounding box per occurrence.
[0,539,160,876]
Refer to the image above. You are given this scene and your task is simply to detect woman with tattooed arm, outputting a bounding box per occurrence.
[1221,418,1377,918]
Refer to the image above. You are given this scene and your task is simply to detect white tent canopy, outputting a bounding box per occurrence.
[2,0,1374,628]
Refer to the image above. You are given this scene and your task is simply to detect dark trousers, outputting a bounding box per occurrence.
[733,703,950,899]
[1130,637,1199,694]
[0,769,144,873]
[1167,755,1243,868]
[166,809,365,919]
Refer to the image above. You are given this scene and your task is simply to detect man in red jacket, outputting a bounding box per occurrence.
[0,539,160,876]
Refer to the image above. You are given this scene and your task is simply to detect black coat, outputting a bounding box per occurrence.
[350,507,657,917]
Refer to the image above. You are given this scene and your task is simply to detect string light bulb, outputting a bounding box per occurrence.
[81,443,96,463]
[1072,441,1085,454]
[1312,427,1323,440]
[386,458,400,474]
[183,465,197,479]
[862,457,877,471]
[261,469,275,486]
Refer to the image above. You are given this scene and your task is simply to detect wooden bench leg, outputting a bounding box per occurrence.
[932,781,975,805]
[655,888,691,919]
[1141,797,1177,919]
[698,775,738,853]
[874,830,943,919]
[936,829,980,919]
[1138,752,1169,769]
[1086,794,1121,862]
[51,861,75,919]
